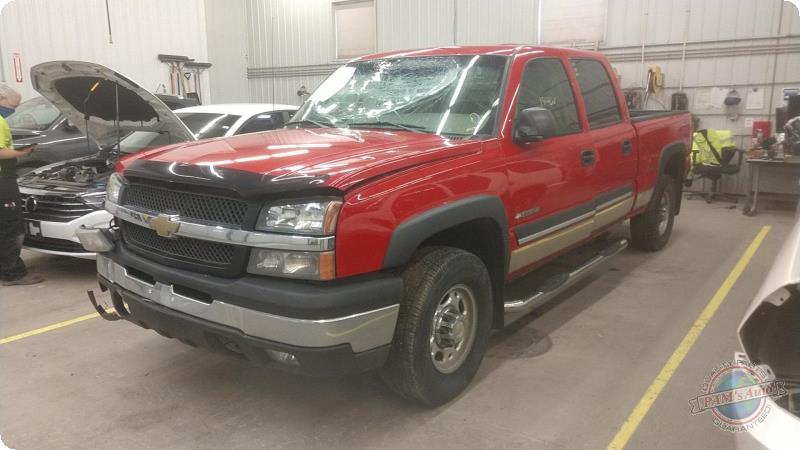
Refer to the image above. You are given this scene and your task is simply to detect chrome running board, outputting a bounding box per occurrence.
[503,239,628,323]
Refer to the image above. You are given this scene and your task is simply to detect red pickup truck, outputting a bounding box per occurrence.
[65,46,691,405]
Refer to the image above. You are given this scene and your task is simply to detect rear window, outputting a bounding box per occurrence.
[179,112,240,139]
[120,112,240,153]
[236,111,286,135]
[571,59,622,129]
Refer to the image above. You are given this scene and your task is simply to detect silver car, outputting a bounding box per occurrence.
[736,216,800,448]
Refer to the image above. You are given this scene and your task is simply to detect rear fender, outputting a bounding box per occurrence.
[656,141,688,214]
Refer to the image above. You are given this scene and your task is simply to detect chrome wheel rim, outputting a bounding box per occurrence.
[430,284,478,374]
[657,191,671,236]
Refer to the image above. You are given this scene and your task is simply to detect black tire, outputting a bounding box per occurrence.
[630,175,677,251]
[380,246,493,406]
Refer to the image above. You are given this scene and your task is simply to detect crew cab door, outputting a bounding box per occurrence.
[505,57,597,274]
[569,58,637,216]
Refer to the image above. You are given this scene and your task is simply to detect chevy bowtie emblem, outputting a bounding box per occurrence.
[147,214,181,238]
[24,196,38,212]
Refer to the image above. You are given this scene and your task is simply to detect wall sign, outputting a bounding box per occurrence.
[12,53,22,83]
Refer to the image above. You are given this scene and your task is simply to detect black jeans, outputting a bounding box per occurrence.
[0,192,27,282]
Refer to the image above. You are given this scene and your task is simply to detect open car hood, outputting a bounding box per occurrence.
[741,217,800,322]
[30,61,194,149]
[737,217,800,405]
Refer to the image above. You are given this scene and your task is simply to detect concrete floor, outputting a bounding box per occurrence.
[0,199,795,450]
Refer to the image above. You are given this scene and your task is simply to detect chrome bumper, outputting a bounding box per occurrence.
[96,254,399,352]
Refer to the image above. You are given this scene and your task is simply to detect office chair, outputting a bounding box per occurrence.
[689,130,745,204]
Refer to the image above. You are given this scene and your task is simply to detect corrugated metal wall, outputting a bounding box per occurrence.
[244,0,800,110]
[244,0,543,105]
[542,0,606,44]
[205,0,249,103]
[0,0,210,102]
[606,0,800,194]
[240,0,800,194]
[454,0,538,45]
[244,0,338,105]
[378,0,455,49]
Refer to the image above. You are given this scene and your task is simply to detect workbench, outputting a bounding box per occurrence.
[743,156,800,216]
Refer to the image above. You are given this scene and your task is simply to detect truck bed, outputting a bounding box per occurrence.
[630,109,688,123]
[630,109,692,210]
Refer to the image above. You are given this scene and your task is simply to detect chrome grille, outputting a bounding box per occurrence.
[122,182,248,227]
[20,193,96,222]
[121,221,235,265]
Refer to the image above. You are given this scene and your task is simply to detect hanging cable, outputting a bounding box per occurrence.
[105,0,113,44]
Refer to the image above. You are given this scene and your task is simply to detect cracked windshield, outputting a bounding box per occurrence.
[291,55,508,137]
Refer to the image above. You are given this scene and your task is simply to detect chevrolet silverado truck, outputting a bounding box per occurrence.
[69,46,691,405]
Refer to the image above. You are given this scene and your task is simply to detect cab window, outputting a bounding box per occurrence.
[516,58,581,136]
[570,59,622,129]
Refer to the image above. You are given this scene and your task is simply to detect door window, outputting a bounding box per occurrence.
[516,58,581,137]
[571,59,622,129]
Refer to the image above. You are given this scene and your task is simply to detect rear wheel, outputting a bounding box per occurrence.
[630,176,676,251]
[380,247,492,406]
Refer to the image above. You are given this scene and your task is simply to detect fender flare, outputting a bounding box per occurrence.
[656,140,688,214]
[382,195,509,271]
[657,141,688,177]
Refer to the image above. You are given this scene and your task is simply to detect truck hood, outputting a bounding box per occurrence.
[119,128,481,194]
[30,61,194,149]
[740,217,800,323]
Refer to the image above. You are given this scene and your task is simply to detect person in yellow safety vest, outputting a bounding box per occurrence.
[691,129,737,171]
[1,84,44,286]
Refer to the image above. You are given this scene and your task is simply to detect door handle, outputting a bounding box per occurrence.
[622,139,632,155]
[581,149,597,166]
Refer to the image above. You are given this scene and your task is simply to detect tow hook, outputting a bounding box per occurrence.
[87,287,120,321]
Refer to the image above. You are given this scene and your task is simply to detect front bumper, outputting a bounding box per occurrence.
[94,250,402,376]
[23,209,111,259]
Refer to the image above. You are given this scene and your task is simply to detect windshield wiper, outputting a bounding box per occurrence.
[285,119,335,128]
[346,121,429,133]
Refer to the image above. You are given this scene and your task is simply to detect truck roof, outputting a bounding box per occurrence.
[355,45,603,62]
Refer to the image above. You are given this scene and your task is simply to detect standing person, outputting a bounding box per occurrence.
[0,83,43,286]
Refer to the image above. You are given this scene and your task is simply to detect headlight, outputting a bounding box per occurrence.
[106,173,126,204]
[248,249,335,280]
[256,199,342,235]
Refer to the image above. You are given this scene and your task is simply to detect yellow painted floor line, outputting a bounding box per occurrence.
[607,225,771,450]
[0,311,102,345]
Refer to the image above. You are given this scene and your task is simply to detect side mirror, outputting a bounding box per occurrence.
[513,107,558,145]
[63,119,79,132]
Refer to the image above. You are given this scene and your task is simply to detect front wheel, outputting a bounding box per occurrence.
[630,176,677,251]
[380,247,493,406]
